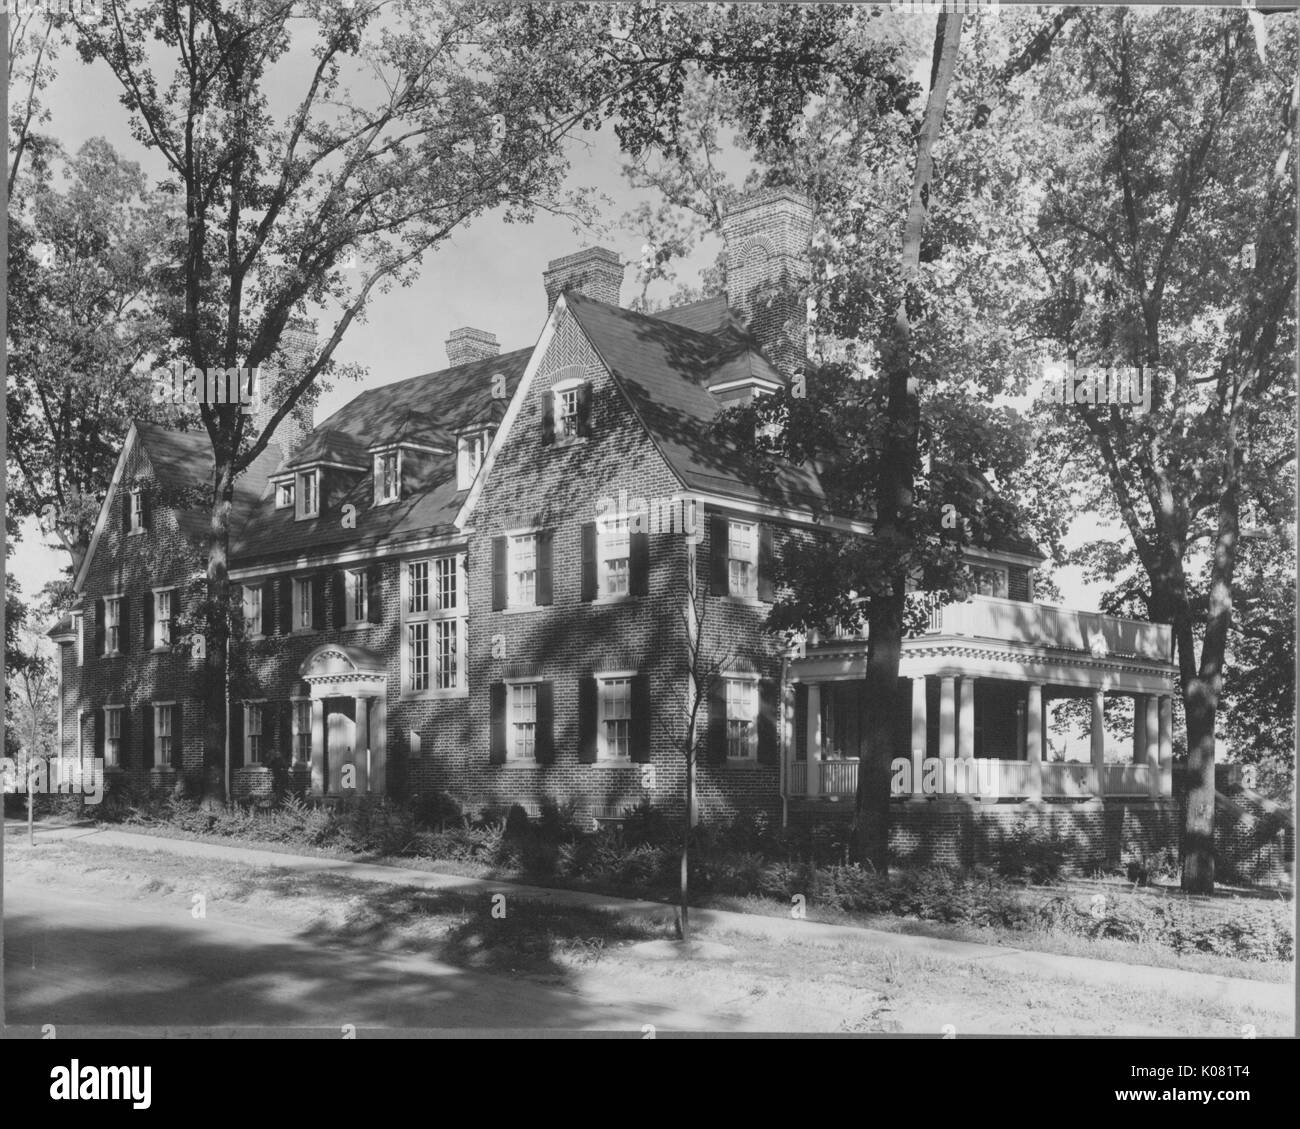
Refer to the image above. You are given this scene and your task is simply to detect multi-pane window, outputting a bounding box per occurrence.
[104,596,123,654]
[598,516,631,598]
[727,521,757,599]
[155,704,174,765]
[130,488,145,533]
[599,678,633,760]
[457,431,488,490]
[404,555,464,695]
[154,589,174,648]
[73,613,83,665]
[725,679,758,759]
[972,565,1008,599]
[295,578,313,630]
[509,534,537,606]
[292,700,312,764]
[375,451,399,504]
[104,707,123,767]
[345,569,367,625]
[509,683,538,760]
[555,386,581,441]
[296,470,319,519]
[242,585,262,634]
[275,481,294,509]
[245,703,264,763]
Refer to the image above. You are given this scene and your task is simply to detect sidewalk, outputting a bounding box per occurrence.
[17,821,1294,1015]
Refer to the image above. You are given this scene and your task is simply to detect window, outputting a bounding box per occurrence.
[344,569,367,626]
[154,589,174,649]
[457,431,488,490]
[508,682,538,760]
[403,554,465,695]
[104,596,123,654]
[555,385,581,442]
[104,707,123,767]
[509,534,538,607]
[725,679,758,759]
[597,515,631,598]
[292,700,312,764]
[728,521,757,599]
[129,488,145,533]
[374,451,400,504]
[242,585,262,635]
[244,703,264,764]
[296,470,319,519]
[598,678,633,760]
[295,578,313,630]
[155,704,174,766]
[275,481,294,509]
[73,613,83,666]
[972,565,1008,599]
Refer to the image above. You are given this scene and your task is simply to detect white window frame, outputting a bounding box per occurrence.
[244,700,266,765]
[724,675,759,760]
[153,701,176,767]
[506,680,540,761]
[344,568,368,626]
[508,532,539,608]
[103,594,124,656]
[129,487,145,534]
[291,698,313,765]
[596,672,636,762]
[374,449,400,505]
[401,553,467,698]
[552,376,587,443]
[971,564,1009,599]
[727,520,758,600]
[294,577,314,632]
[295,469,319,520]
[152,587,175,650]
[456,430,488,490]
[275,480,294,509]
[73,612,84,666]
[103,705,124,767]
[596,513,632,600]
[241,584,263,638]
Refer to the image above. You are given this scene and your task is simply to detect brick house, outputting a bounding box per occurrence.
[51,187,1195,869]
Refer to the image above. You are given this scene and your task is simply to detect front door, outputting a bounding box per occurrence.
[325,698,356,795]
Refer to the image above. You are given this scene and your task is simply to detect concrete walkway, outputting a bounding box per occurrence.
[16,821,1294,1015]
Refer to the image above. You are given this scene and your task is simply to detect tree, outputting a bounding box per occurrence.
[10,625,57,845]
[1014,7,1296,891]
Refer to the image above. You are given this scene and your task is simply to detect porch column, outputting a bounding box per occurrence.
[1142,694,1160,798]
[1090,689,1105,797]
[910,677,927,800]
[958,677,975,759]
[939,676,957,759]
[353,696,371,794]
[1158,695,1173,796]
[1133,695,1147,763]
[1025,683,1043,801]
[371,693,387,796]
[806,683,822,797]
[309,698,326,795]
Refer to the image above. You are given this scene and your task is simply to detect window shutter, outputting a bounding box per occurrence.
[94,599,105,656]
[707,677,728,763]
[142,704,155,770]
[172,702,184,770]
[278,577,293,635]
[757,678,779,765]
[578,676,598,763]
[580,522,598,601]
[311,575,326,630]
[94,708,104,761]
[141,487,151,531]
[491,536,507,611]
[118,707,130,768]
[630,531,650,597]
[541,390,555,445]
[489,682,507,764]
[757,524,775,602]
[142,594,154,651]
[121,492,131,537]
[630,674,651,763]
[536,529,553,606]
[333,569,348,628]
[535,681,555,764]
[709,515,729,595]
[279,700,293,761]
[118,596,130,655]
[367,566,382,623]
[1008,565,1030,603]
[261,585,275,636]
[576,382,593,437]
[229,701,245,769]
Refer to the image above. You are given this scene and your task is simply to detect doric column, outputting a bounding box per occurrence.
[309,698,326,795]
[1158,695,1173,795]
[371,694,387,795]
[806,683,822,797]
[910,677,927,800]
[1026,683,1043,801]
[1144,694,1160,798]
[1090,689,1106,797]
[1133,694,1147,763]
[353,696,370,794]
[939,676,957,759]
[958,677,975,759]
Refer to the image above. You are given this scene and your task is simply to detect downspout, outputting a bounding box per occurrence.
[780,654,790,829]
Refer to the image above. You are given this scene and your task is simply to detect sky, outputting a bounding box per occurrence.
[7,5,1110,633]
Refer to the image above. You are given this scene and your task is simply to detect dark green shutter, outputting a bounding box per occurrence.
[576,382,593,437]
[536,529,553,606]
[535,681,555,764]
[172,702,184,770]
[630,531,650,597]
[709,515,729,595]
[229,701,245,769]
[94,599,105,656]
[491,536,507,610]
[261,584,275,636]
[578,676,598,763]
[489,682,507,764]
[118,706,130,768]
[541,390,555,445]
[121,492,131,538]
[1008,565,1030,602]
[333,569,348,628]
[581,522,598,601]
[94,707,104,761]
[757,678,778,765]
[757,524,775,602]
[707,677,728,763]
[278,577,293,635]
[118,596,130,654]
[630,674,651,763]
[140,486,151,531]
[142,593,154,651]
[367,566,382,622]
[142,704,155,770]
[310,574,326,630]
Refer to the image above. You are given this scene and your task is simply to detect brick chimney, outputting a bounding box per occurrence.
[543,247,624,312]
[721,187,813,379]
[251,319,315,457]
[446,326,500,367]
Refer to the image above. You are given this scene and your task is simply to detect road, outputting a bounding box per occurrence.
[4,874,724,1032]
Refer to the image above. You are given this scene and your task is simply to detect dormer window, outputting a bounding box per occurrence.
[296,470,319,520]
[275,481,294,509]
[456,429,490,490]
[374,450,400,505]
[129,488,145,534]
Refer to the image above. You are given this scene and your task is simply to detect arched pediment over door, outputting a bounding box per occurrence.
[298,643,386,700]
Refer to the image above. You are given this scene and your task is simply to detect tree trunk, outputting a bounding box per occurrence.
[200,457,237,808]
